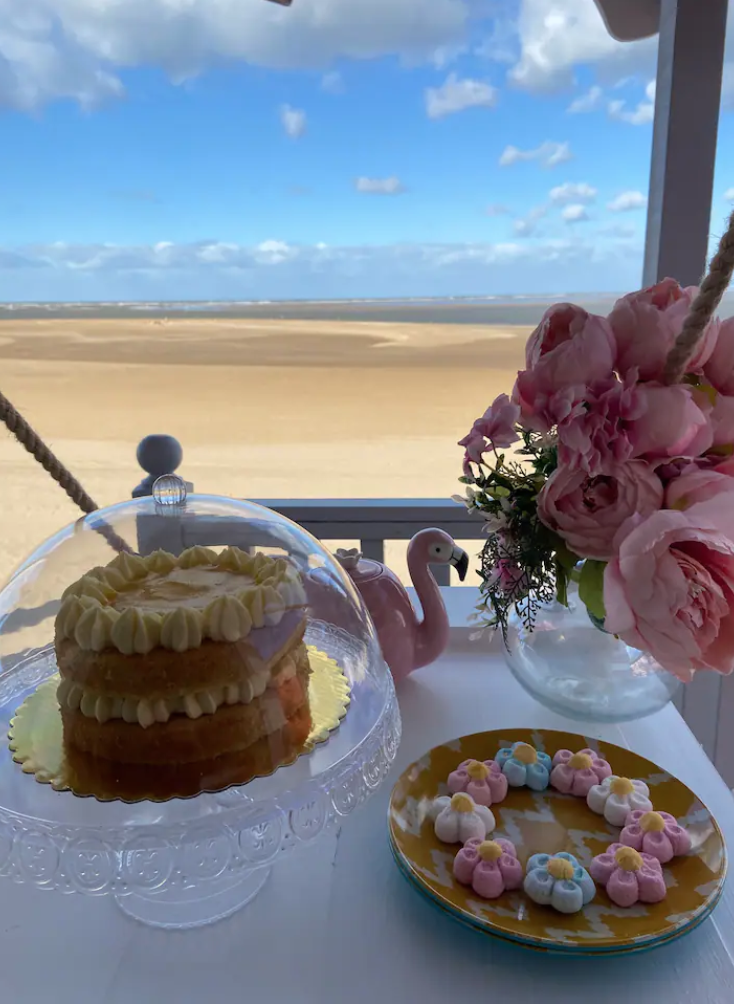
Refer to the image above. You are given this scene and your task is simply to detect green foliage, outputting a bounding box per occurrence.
[578,559,607,622]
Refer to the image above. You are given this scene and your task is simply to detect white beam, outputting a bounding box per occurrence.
[643,0,728,288]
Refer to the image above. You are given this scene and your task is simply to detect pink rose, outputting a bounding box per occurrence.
[609,278,719,381]
[514,303,616,430]
[458,393,520,463]
[558,377,712,474]
[538,460,663,560]
[604,484,734,679]
[705,317,734,395]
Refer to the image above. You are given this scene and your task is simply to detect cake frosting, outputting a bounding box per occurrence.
[589,843,667,907]
[619,810,692,863]
[453,838,523,899]
[431,793,496,844]
[586,775,653,826]
[56,546,307,654]
[447,758,508,807]
[550,748,612,797]
[523,852,596,914]
[495,742,552,790]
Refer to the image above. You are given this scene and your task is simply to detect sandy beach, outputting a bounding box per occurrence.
[0,316,530,580]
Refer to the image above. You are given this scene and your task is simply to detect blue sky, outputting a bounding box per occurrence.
[1,0,733,301]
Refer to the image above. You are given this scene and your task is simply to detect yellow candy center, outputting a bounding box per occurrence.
[615,847,643,872]
[466,760,490,781]
[610,776,634,797]
[512,743,537,765]
[568,752,593,770]
[547,857,575,881]
[478,840,503,862]
[451,793,475,814]
[640,811,666,833]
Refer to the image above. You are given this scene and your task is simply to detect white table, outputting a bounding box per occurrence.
[2,631,733,1004]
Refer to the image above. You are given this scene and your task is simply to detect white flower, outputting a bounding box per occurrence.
[431,793,495,844]
[586,775,652,826]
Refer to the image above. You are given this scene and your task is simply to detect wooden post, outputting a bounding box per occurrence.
[643,0,728,287]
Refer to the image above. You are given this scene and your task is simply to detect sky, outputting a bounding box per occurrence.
[1,0,734,302]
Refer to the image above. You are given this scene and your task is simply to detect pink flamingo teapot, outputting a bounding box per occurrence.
[335,528,468,683]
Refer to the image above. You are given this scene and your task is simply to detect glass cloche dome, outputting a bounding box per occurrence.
[0,483,400,927]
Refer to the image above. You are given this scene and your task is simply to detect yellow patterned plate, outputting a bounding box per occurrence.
[388,728,726,954]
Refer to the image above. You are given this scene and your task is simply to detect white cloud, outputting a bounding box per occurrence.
[513,204,547,237]
[607,190,647,212]
[506,0,656,93]
[725,188,734,202]
[280,104,306,138]
[549,182,597,205]
[499,141,572,169]
[321,70,344,93]
[0,235,645,300]
[0,0,470,110]
[608,97,653,125]
[562,204,589,223]
[486,204,510,216]
[425,72,498,119]
[567,85,603,113]
[354,176,406,195]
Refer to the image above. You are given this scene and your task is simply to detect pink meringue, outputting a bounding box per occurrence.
[447,759,508,807]
[453,838,523,899]
[620,810,692,863]
[550,748,612,797]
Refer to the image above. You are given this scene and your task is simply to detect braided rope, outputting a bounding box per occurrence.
[664,208,734,384]
[0,389,133,554]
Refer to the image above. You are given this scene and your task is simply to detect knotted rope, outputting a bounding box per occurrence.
[664,208,734,384]
[0,389,133,554]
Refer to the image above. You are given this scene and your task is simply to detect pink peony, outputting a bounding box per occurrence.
[604,482,734,679]
[705,317,734,395]
[558,377,712,475]
[458,393,520,463]
[538,460,664,560]
[709,393,734,452]
[609,278,719,381]
[513,303,616,431]
[665,467,734,510]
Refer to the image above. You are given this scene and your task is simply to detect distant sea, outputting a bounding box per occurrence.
[2,293,734,324]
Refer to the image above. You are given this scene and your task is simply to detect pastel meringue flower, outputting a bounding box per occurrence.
[620,810,692,863]
[550,748,613,798]
[496,742,552,790]
[523,852,596,914]
[589,843,667,908]
[586,776,653,826]
[431,793,496,844]
[453,838,523,899]
[447,759,508,807]
[609,278,719,382]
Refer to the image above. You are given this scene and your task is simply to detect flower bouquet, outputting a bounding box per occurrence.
[457,222,734,689]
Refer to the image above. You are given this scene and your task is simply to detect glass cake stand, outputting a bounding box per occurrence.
[0,486,400,928]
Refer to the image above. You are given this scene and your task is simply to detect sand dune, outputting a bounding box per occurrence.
[0,318,529,580]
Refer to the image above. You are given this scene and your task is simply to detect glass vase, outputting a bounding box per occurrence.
[503,594,681,723]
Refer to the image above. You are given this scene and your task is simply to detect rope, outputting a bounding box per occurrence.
[0,389,133,554]
[664,208,734,384]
